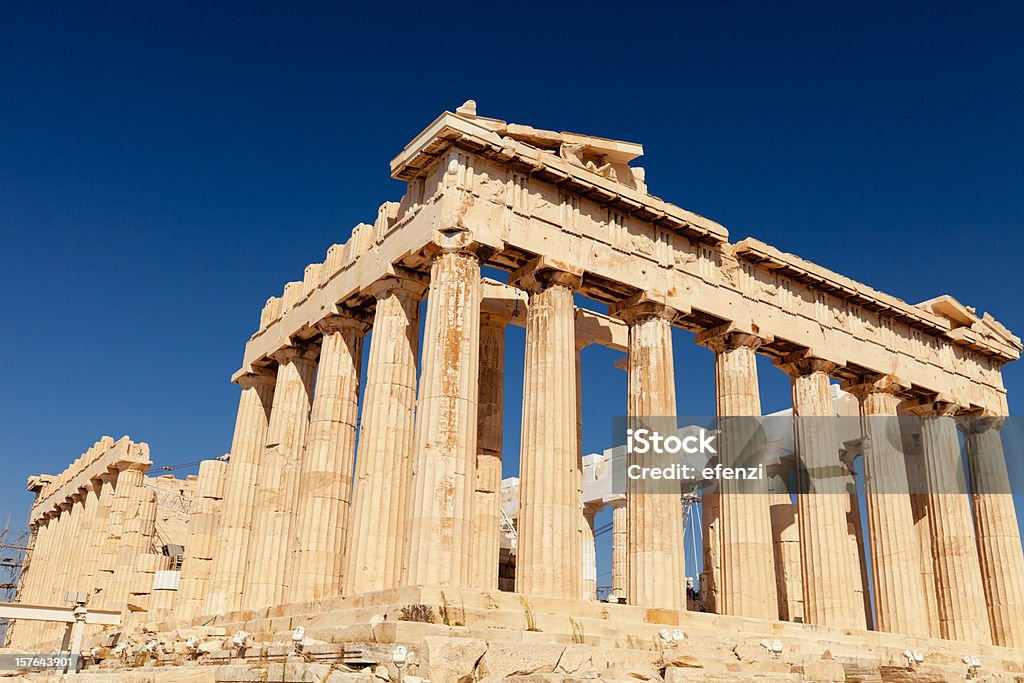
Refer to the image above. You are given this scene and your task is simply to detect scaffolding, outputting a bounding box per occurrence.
[0,515,32,645]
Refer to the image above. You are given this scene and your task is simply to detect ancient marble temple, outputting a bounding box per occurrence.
[7,103,1024,668]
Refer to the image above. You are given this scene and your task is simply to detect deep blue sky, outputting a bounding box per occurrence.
[2,2,1022,586]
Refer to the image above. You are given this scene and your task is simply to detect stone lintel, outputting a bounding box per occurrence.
[387,110,729,243]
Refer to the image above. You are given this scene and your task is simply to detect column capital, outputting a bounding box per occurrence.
[423,238,494,263]
[774,348,843,378]
[903,396,963,417]
[841,373,908,400]
[316,312,371,337]
[695,321,771,353]
[956,414,1005,435]
[236,368,277,391]
[509,256,583,294]
[480,310,513,328]
[366,269,429,302]
[272,342,319,366]
[610,291,688,326]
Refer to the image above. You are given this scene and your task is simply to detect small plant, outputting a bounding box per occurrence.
[569,618,585,644]
[519,596,540,632]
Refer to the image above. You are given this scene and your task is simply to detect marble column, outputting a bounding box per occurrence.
[515,265,583,600]
[766,462,802,622]
[288,314,368,602]
[108,465,156,616]
[469,311,509,590]
[77,478,110,599]
[777,351,865,629]
[405,249,482,587]
[582,504,598,600]
[610,497,626,600]
[345,275,425,594]
[204,371,275,614]
[910,401,992,644]
[53,494,85,600]
[844,376,928,637]
[617,300,685,610]
[176,459,227,619]
[90,473,119,605]
[960,416,1024,647]
[902,428,942,638]
[696,327,778,620]
[15,514,55,644]
[244,344,317,609]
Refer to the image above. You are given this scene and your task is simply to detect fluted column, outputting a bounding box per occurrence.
[610,497,626,600]
[616,299,685,610]
[909,401,992,644]
[288,314,368,602]
[345,275,426,594]
[843,376,928,637]
[767,469,802,622]
[78,477,113,598]
[961,416,1024,648]
[53,494,85,598]
[204,370,275,614]
[582,504,598,600]
[901,427,942,637]
[515,264,583,599]
[14,514,55,645]
[108,465,155,616]
[470,311,509,590]
[777,351,865,629]
[405,249,482,587]
[244,344,317,609]
[176,459,227,619]
[696,326,778,620]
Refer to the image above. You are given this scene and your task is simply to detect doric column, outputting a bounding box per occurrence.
[469,311,509,590]
[14,514,55,645]
[582,504,598,600]
[345,274,426,594]
[777,351,865,629]
[176,459,227,619]
[960,416,1024,647]
[89,473,118,604]
[514,262,583,600]
[53,494,86,598]
[907,400,992,644]
[78,477,113,599]
[108,465,156,617]
[615,297,685,610]
[405,249,482,587]
[610,497,626,600]
[204,370,275,615]
[243,344,317,609]
[695,326,778,620]
[843,376,928,637]
[288,314,368,602]
[901,427,942,637]
[766,461,802,622]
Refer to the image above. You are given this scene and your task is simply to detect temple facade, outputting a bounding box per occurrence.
[6,104,1024,679]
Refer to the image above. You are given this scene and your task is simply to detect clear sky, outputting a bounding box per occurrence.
[1,2,1022,588]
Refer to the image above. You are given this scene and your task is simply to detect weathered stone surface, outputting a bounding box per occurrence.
[420,636,487,682]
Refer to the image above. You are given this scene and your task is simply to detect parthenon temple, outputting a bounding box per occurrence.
[5,102,1024,681]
